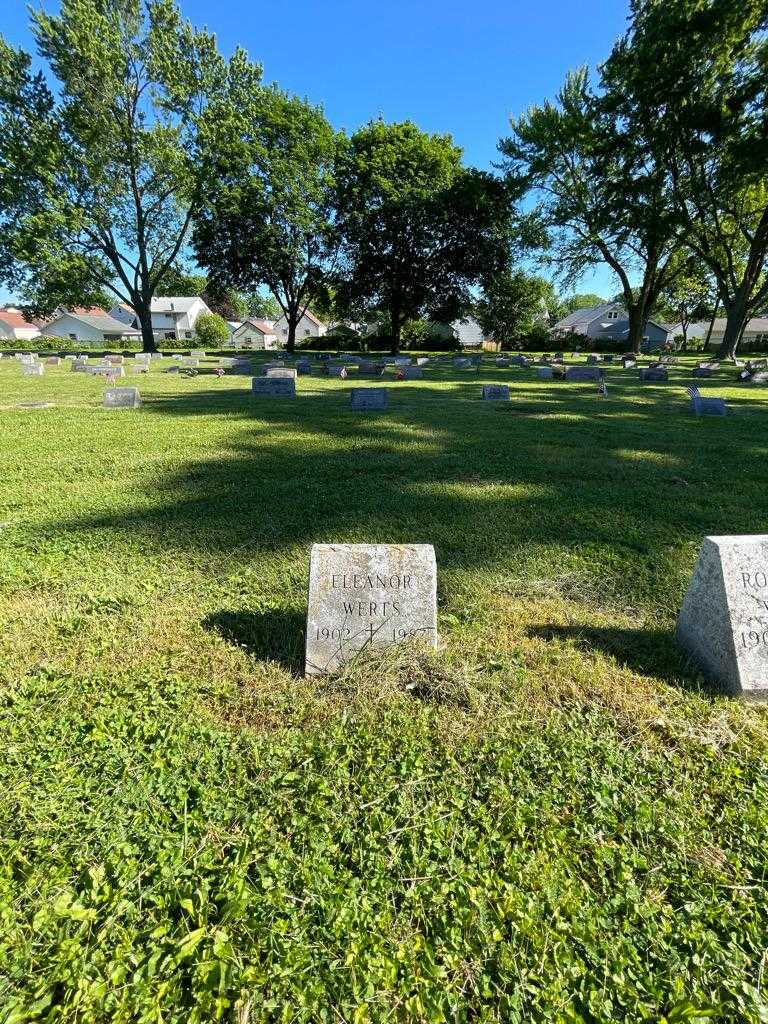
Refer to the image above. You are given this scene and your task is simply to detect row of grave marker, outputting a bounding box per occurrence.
[304,537,768,701]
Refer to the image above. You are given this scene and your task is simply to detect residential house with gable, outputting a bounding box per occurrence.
[228,319,279,350]
[0,307,40,342]
[552,302,672,346]
[274,309,327,344]
[40,310,142,344]
[109,296,211,342]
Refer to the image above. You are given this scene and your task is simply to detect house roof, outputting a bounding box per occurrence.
[0,308,38,331]
[235,319,276,335]
[594,317,669,336]
[68,305,109,316]
[47,311,141,335]
[150,296,203,313]
[554,303,623,330]
[708,317,768,333]
[302,309,324,327]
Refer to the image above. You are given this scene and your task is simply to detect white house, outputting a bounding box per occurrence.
[662,320,709,344]
[274,309,326,344]
[705,317,768,353]
[41,310,141,344]
[0,308,40,342]
[228,319,279,350]
[109,296,211,342]
[552,302,672,345]
[451,316,489,348]
[429,316,493,348]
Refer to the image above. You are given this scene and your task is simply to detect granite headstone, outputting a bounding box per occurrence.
[350,388,388,411]
[677,535,768,698]
[104,387,141,409]
[252,376,296,398]
[482,384,510,400]
[305,543,438,675]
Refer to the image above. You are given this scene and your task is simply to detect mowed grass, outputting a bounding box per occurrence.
[1,351,768,1023]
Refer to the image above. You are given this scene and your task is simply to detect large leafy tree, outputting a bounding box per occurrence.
[562,293,607,315]
[652,257,716,349]
[247,293,282,322]
[603,0,768,358]
[335,120,512,354]
[475,271,550,343]
[499,69,682,353]
[0,0,260,352]
[192,89,341,353]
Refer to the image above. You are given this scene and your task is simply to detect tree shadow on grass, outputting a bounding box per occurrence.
[203,609,305,674]
[526,623,728,696]
[45,372,768,698]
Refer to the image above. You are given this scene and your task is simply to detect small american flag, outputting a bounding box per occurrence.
[686,385,701,401]
[597,379,607,397]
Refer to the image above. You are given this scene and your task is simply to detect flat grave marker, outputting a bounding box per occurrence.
[482,384,510,401]
[305,543,438,676]
[104,387,141,409]
[251,376,296,398]
[350,387,388,411]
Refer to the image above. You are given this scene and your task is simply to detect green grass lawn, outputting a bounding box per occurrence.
[1,351,768,1023]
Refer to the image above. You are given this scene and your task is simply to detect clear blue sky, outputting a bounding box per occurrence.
[3,0,632,305]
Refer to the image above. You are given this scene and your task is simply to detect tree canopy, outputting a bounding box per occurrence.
[602,0,768,356]
[499,68,682,352]
[475,271,551,343]
[0,0,261,351]
[335,120,512,353]
[192,89,341,352]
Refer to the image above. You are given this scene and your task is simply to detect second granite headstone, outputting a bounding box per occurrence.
[677,534,768,698]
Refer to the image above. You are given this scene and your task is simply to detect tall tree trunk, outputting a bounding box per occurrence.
[717,296,749,360]
[702,298,719,352]
[286,308,298,354]
[135,305,157,353]
[626,304,646,354]
[390,306,401,355]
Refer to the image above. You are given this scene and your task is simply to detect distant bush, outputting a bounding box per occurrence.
[194,312,230,347]
[402,333,458,352]
[297,333,363,351]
